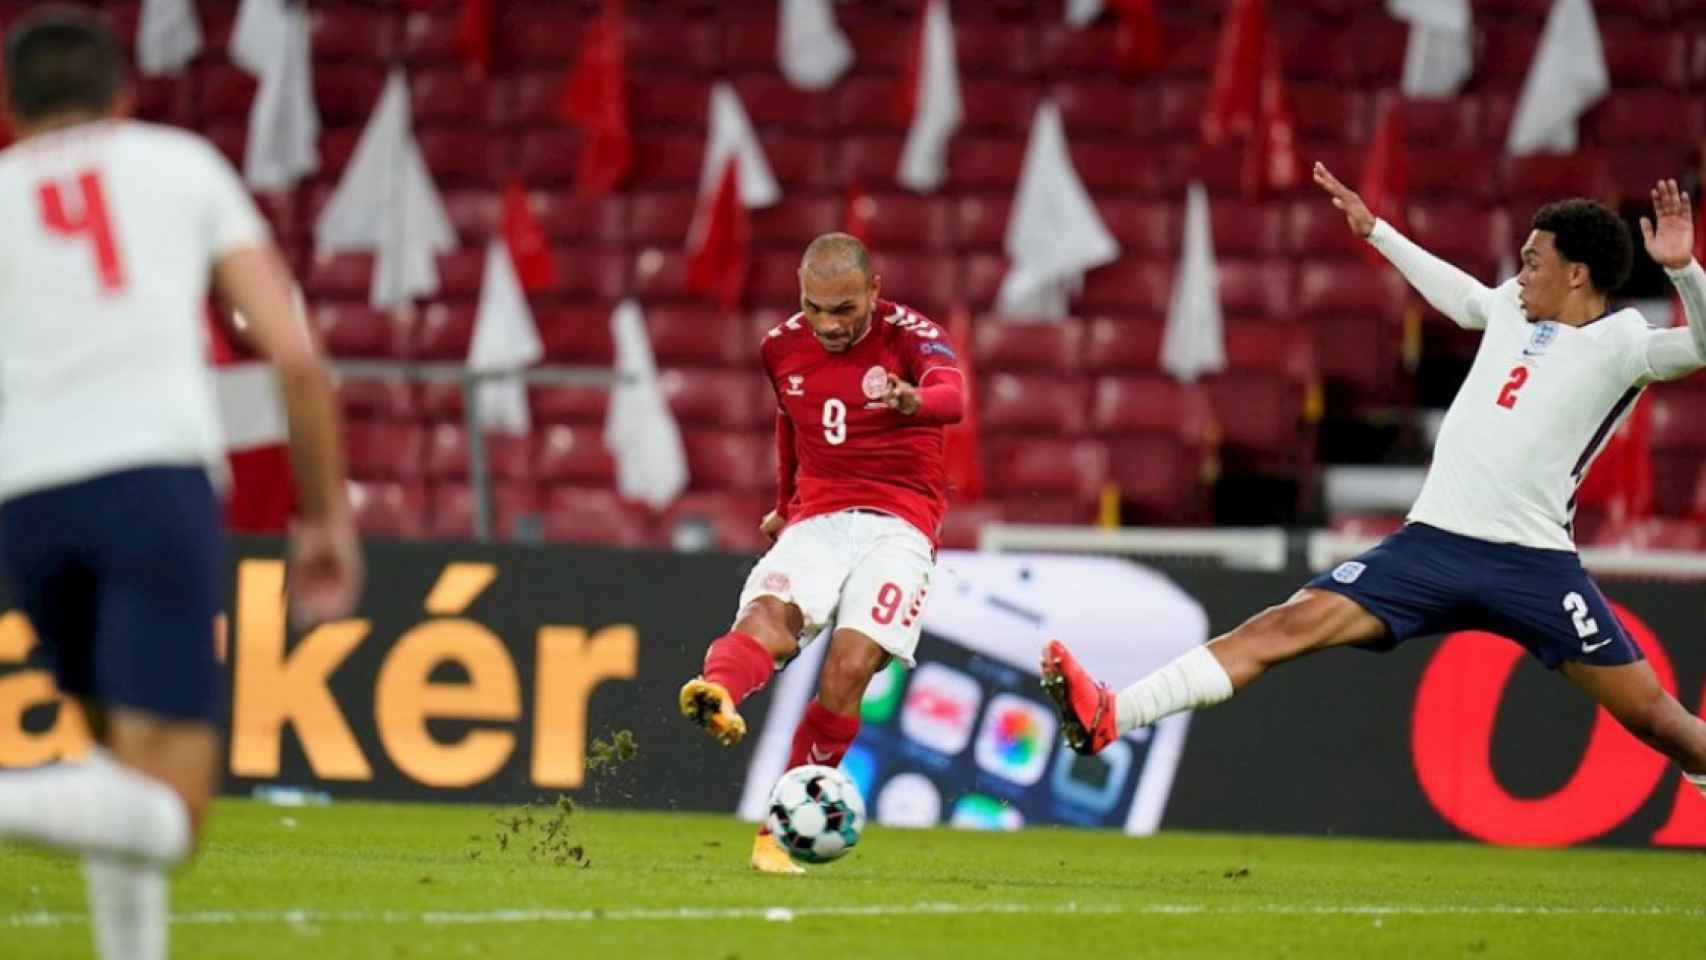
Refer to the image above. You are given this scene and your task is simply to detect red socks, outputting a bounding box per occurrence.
[702,632,775,706]
[787,699,862,769]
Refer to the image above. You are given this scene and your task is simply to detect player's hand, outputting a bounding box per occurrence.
[1312,162,1376,239]
[760,510,786,544]
[1641,178,1694,270]
[883,374,921,416]
[287,516,363,628]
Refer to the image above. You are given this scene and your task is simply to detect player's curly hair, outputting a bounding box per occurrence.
[1531,198,1634,295]
[4,7,122,126]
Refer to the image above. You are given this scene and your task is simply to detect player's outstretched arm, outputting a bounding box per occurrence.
[1313,162,1495,331]
[215,245,363,625]
[1637,180,1706,381]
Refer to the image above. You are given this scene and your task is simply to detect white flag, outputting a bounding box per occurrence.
[699,83,782,209]
[995,101,1121,318]
[897,0,963,193]
[1506,0,1608,156]
[314,69,456,308]
[777,0,853,91]
[137,0,203,75]
[468,239,543,435]
[1388,0,1473,98]
[1160,183,1226,382]
[605,300,690,510]
[232,0,320,191]
[1066,0,1104,27]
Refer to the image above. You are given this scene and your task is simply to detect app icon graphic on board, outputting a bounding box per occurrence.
[974,693,1058,786]
[875,772,942,827]
[899,662,981,756]
[950,793,1024,831]
[861,659,906,724]
[1049,737,1133,814]
[841,745,877,806]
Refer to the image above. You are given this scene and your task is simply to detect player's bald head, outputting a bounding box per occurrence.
[800,232,872,283]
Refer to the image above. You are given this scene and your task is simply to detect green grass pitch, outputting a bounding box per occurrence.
[4,799,1703,958]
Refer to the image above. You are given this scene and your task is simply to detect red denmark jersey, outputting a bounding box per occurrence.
[762,299,962,544]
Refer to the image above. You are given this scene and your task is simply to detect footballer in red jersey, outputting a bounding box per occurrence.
[678,233,963,873]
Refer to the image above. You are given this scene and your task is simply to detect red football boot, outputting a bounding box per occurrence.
[1040,640,1119,755]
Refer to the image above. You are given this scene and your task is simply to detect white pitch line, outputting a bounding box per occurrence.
[7,901,1706,929]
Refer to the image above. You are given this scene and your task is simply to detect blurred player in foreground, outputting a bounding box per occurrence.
[1044,163,1706,808]
[0,10,360,959]
[679,233,963,872]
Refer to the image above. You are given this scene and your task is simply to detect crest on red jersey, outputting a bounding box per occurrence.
[862,365,889,400]
[785,374,805,396]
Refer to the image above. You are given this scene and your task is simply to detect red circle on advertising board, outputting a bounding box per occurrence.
[1410,601,1676,847]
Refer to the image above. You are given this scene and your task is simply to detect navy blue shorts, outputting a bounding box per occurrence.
[0,466,226,723]
[1306,523,1641,670]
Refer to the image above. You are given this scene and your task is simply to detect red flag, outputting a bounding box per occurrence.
[942,305,983,501]
[1357,101,1408,267]
[501,179,555,293]
[844,183,875,253]
[1577,394,1654,528]
[1111,0,1164,72]
[206,305,296,534]
[1202,0,1267,144]
[1240,35,1299,196]
[684,159,751,309]
[455,0,492,74]
[560,0,631,198]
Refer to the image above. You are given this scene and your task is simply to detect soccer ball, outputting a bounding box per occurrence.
[765,764,866,864]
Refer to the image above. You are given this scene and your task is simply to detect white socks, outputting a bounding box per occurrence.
[0,748,190,864]
[85,856,168,960]
[1114,645,1235,734]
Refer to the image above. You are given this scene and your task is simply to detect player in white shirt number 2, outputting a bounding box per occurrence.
[0,11,361,960]
[1045,162,1706,818]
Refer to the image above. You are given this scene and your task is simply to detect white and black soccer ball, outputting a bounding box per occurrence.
[765,764,866,864]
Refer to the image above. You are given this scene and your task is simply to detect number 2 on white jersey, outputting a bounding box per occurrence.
[38,171,125,293]
[822,398,847,445]
[1562,591,1600,638]
[1496,365,1529,409]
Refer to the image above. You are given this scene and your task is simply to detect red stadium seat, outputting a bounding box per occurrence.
[962,80,1040,137]
[1585,91,1704,145]
[416,381,462,421]
[313,303,412,359]
[973,317,1085,373]
[1099,199,1176,258]
[515,129,580,185]
[1295,260,1407,321]
[434,248,487,299]
[647,306,750,367]
[1209,201,1286,259]
[1505,152,1611,205]
[661,492,771,553]
[418,129,501,187]
[400,10,463,64]
[1407,148,1501,202]
[1107,434,1211,524]
[735,74,834,134]
[721,12,778,70]
[683,430,773,493]
[1073,141,1168,194]
[1053,80,1143,138]
[986,438,1109,500]
[197,64,256,121]
[1216,260,1294,322]
[749,252,809,303]
[533,193,627,243]
[837,77,908,134]
[441,189,500,244]
[955,193,1011,251]
[1090,375,1213,438]
[313,66,387,126]
[1158,84,1209,140]
[840,136,906,187]
[629,75,712,131]
[1649,388,1706,515]
[1201,372,1311,471]
[411,70,490,126]
[415,302,476,361]
[1408,204,1511,279]
[1083,317,1164,374]
[1223,321,1318,391]
[423,422,469,481]
[853,193,953,251]
[485,432,535,483]
[310,6,397,62]
[306,253,374,301]
[1079,260,1171,318]
[536,306,617,365]
[957,21,1038,75]
[1399,97,1481,147]
[627,133,704,187]
[981,373,1090,436]
[349,481,427,539]
[336,378,416,422]
[429,481,543,541]
[626,17,719,71]
[541,488,657,547]
[870,253,957,319]
[551,247,630,301]
[658,369,768,428]
[345,420,426,482]
[505,10,583,63]
[531,385,611,426]
[760,135,835,189]
[1286,200,1366,259]
[1602,28,1688,87]
[751,195,840,247]
[535,424,618,485]
[961,254,1009,313]
[427,483,475,539]
[951,137,1026,189]
[938,499,1005,551]
[632,247,687,301]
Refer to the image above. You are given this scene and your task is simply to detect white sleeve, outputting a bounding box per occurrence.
[195,139,270,259]
[1634,260,1706,384]
[1365,218,1497,331]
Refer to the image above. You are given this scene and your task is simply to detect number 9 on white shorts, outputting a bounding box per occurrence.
[737,510,935,666]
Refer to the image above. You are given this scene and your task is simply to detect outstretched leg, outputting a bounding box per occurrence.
[680,596,803,747]
[1562,659,1706,800]
[1044,588,1387,754]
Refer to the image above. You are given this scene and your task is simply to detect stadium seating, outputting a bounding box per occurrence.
[141,0,1705,547]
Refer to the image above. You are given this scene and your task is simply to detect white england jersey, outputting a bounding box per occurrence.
[0,120,268,502]
[1369,220,1706,552]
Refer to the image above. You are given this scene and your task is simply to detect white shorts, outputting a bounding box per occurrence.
[737,510,936,666]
